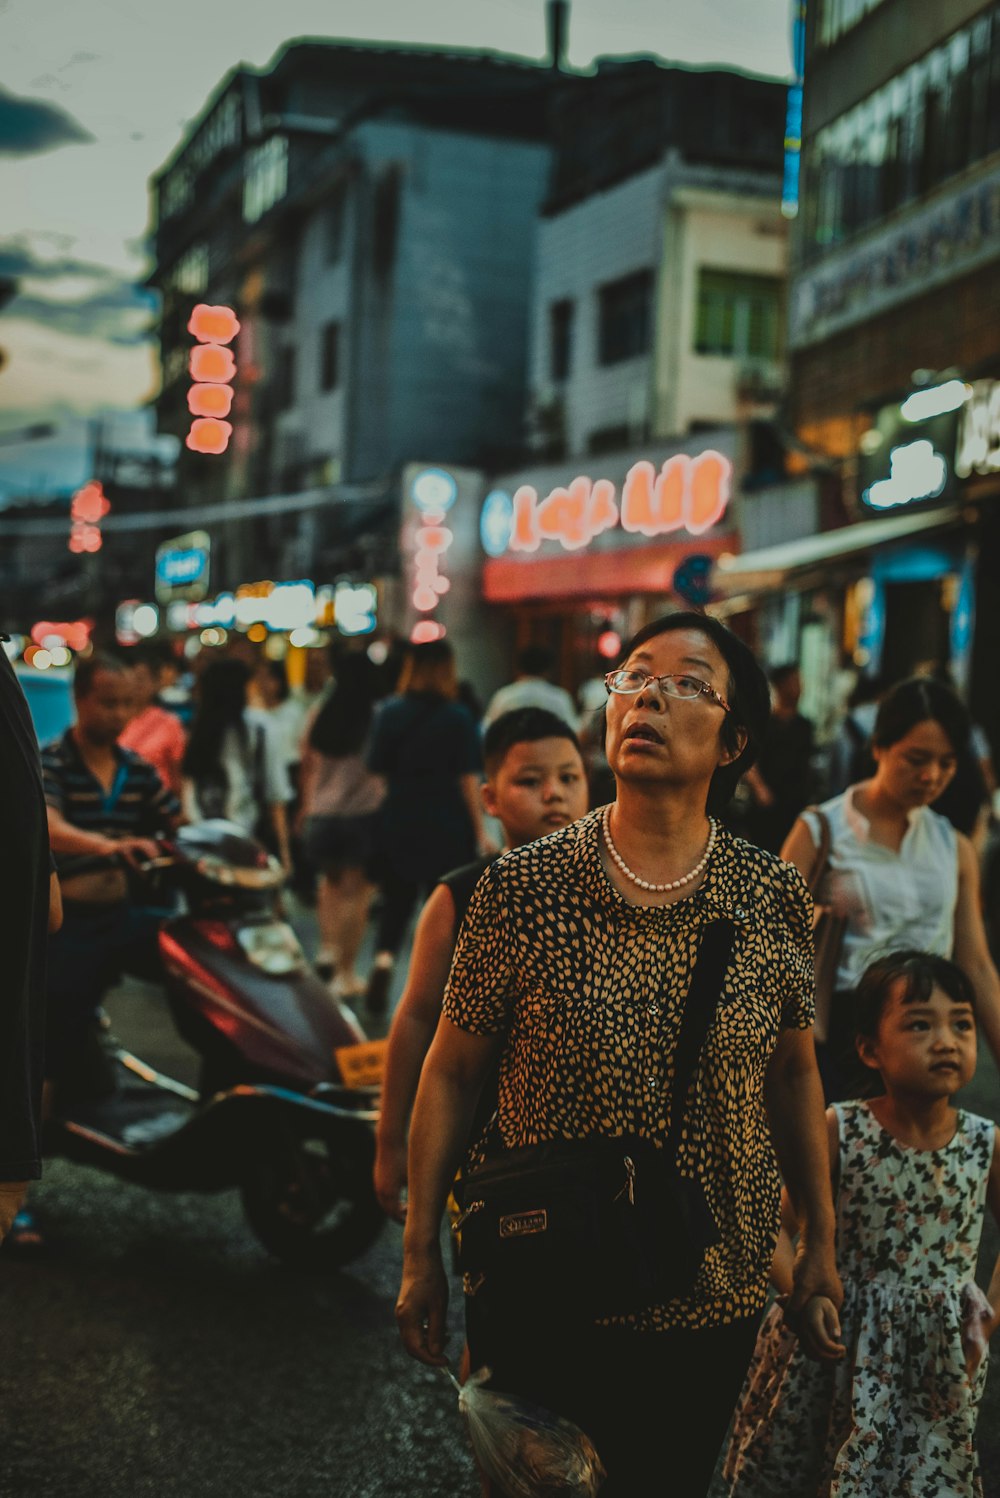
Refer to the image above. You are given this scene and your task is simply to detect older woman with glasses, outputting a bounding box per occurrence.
[396,612,839,1498]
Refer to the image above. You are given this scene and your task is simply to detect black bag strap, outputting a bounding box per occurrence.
[663,918,737,1164]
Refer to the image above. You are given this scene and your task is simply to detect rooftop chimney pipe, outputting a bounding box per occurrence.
[547,0,569,71]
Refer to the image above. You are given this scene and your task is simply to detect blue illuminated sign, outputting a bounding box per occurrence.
[155,529,211,603]
[480,489,514,557]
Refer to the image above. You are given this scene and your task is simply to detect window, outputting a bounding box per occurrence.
[326,186,346,264]
[549,299,574,382]
[170,243,209,295]
[243,136,288,225]
[805,4,1000,260]
[320,322,340,392]
[275,345,295,411]
[598,270,653,366]
[695,270,783,361]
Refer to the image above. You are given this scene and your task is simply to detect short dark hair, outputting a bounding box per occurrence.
[517,644,554,678]
[854,950,976,1042]
[872,676,971,757]
[483,707,581,776]
[616,611,770,815]
[74,652,127,700]
[130,642,176,677]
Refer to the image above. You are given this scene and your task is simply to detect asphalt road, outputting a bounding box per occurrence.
[4,909,999,1498]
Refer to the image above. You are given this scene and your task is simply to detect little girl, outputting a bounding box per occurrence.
[722,949,1000,1497]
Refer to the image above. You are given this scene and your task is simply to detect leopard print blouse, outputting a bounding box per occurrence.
[442,807,815,1330]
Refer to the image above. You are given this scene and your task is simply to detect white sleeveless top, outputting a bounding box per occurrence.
[803,787,959,991]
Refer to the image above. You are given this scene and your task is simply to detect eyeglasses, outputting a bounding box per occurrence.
[604,669,731,714]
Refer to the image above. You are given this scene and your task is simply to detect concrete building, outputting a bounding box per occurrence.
[778,0,1000,742]
[148,38,570,603]
[479,60,796,692]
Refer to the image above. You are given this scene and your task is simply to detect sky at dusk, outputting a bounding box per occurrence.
[0,0,794,441]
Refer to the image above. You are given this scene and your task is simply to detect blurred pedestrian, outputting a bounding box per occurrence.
[252,657,308,784]
[914,661,991,843]
[782,675,1000,1100]
[366,640,494,1013]
[374,707,588,1220]
[0,645,59,1247]
[41,655,179,1110]
[721,951,1000,1497]
[181,658,293,871]
[397,612,839,1498]
[744,664,816,852]
[298,651,386,993]
[482,643,579,732]
[825,674,881,797]
[120,644,187,799]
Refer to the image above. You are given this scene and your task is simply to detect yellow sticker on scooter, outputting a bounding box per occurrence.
[335,1038,388,1089]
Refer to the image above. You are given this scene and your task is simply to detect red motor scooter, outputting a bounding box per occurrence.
[45,820,385,1270]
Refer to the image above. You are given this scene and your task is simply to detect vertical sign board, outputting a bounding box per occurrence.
[155,530,212,604]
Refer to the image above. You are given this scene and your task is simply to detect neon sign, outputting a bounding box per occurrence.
[862,440,948,510]
[408,468,454,638]
[186,304,239,455]
[68,480,110,553]
[481,452,732,557]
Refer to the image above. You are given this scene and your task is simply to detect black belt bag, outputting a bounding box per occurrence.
[453,918,737,1321]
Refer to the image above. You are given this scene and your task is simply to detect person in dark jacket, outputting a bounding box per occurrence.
[0,647,60,1245]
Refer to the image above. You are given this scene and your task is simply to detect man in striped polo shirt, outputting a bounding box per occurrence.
[42,653,181,1102]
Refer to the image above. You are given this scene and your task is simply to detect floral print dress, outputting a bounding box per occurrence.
[722,1101,995,1497]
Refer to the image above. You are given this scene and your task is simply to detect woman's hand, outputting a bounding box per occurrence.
[792,1295,845,1362]
[784,1241,844,1360]
[374,1136,408,1223]
[396,1246,450,1366]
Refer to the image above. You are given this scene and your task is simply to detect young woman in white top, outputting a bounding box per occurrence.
[782,675,1000,1098]
[181,658,293,871]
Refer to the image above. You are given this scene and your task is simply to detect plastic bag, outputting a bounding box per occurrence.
[448,1365,605,1498]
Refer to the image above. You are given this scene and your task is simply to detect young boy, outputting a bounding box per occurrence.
[374,707,588,1220]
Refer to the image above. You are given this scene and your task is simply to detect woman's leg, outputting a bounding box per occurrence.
[327,867,376,991]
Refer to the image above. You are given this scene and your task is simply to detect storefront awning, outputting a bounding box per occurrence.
[713,505,961,596]
[483,535,731,604]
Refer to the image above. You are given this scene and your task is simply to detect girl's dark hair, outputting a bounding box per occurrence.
[309,652,383,757]
[872,676,971,757]
[182,659,250,781]
[854,950,977,1042]
[616,611,771,815]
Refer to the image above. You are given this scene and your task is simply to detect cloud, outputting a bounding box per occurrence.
[0,238,156,344]
[0,84,93,156]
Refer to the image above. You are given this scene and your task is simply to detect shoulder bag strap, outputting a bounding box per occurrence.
[802,804,832,898]
[663,917,737,1165]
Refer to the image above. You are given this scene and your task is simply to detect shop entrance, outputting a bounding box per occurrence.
[880,579,951,681]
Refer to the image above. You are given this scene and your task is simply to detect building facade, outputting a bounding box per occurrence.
[149,41,566,623]
[479,61,799,694]
[781,0,1000,740]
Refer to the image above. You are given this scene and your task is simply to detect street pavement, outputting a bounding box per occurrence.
[3,898,999,1497]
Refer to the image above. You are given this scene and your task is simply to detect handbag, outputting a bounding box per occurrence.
[803,806,848,1045]
[453,918,737,1324]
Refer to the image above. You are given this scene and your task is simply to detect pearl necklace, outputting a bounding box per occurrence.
[601,804,717,893]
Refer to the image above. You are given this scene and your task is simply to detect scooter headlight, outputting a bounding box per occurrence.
[195,854,284,890]
[237,921,305,976]
[195,854,237,886]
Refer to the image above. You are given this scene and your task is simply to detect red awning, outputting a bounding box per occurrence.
[482,535,732,604]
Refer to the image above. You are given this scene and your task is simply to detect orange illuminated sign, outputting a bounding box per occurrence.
[68,481,110,553]
[186,418,233,455]
[185,304,238,455]
[31,620,92,651]
[187,304,240,345]
[486,452,732,557]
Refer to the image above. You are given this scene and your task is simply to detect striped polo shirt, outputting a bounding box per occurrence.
[41,729,180,883]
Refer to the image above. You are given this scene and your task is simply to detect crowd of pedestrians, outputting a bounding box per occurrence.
[2,614,1000,1496]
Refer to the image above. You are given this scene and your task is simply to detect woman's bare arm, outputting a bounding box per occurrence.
[953,834,1000,1067]
[375,885,458,1220]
